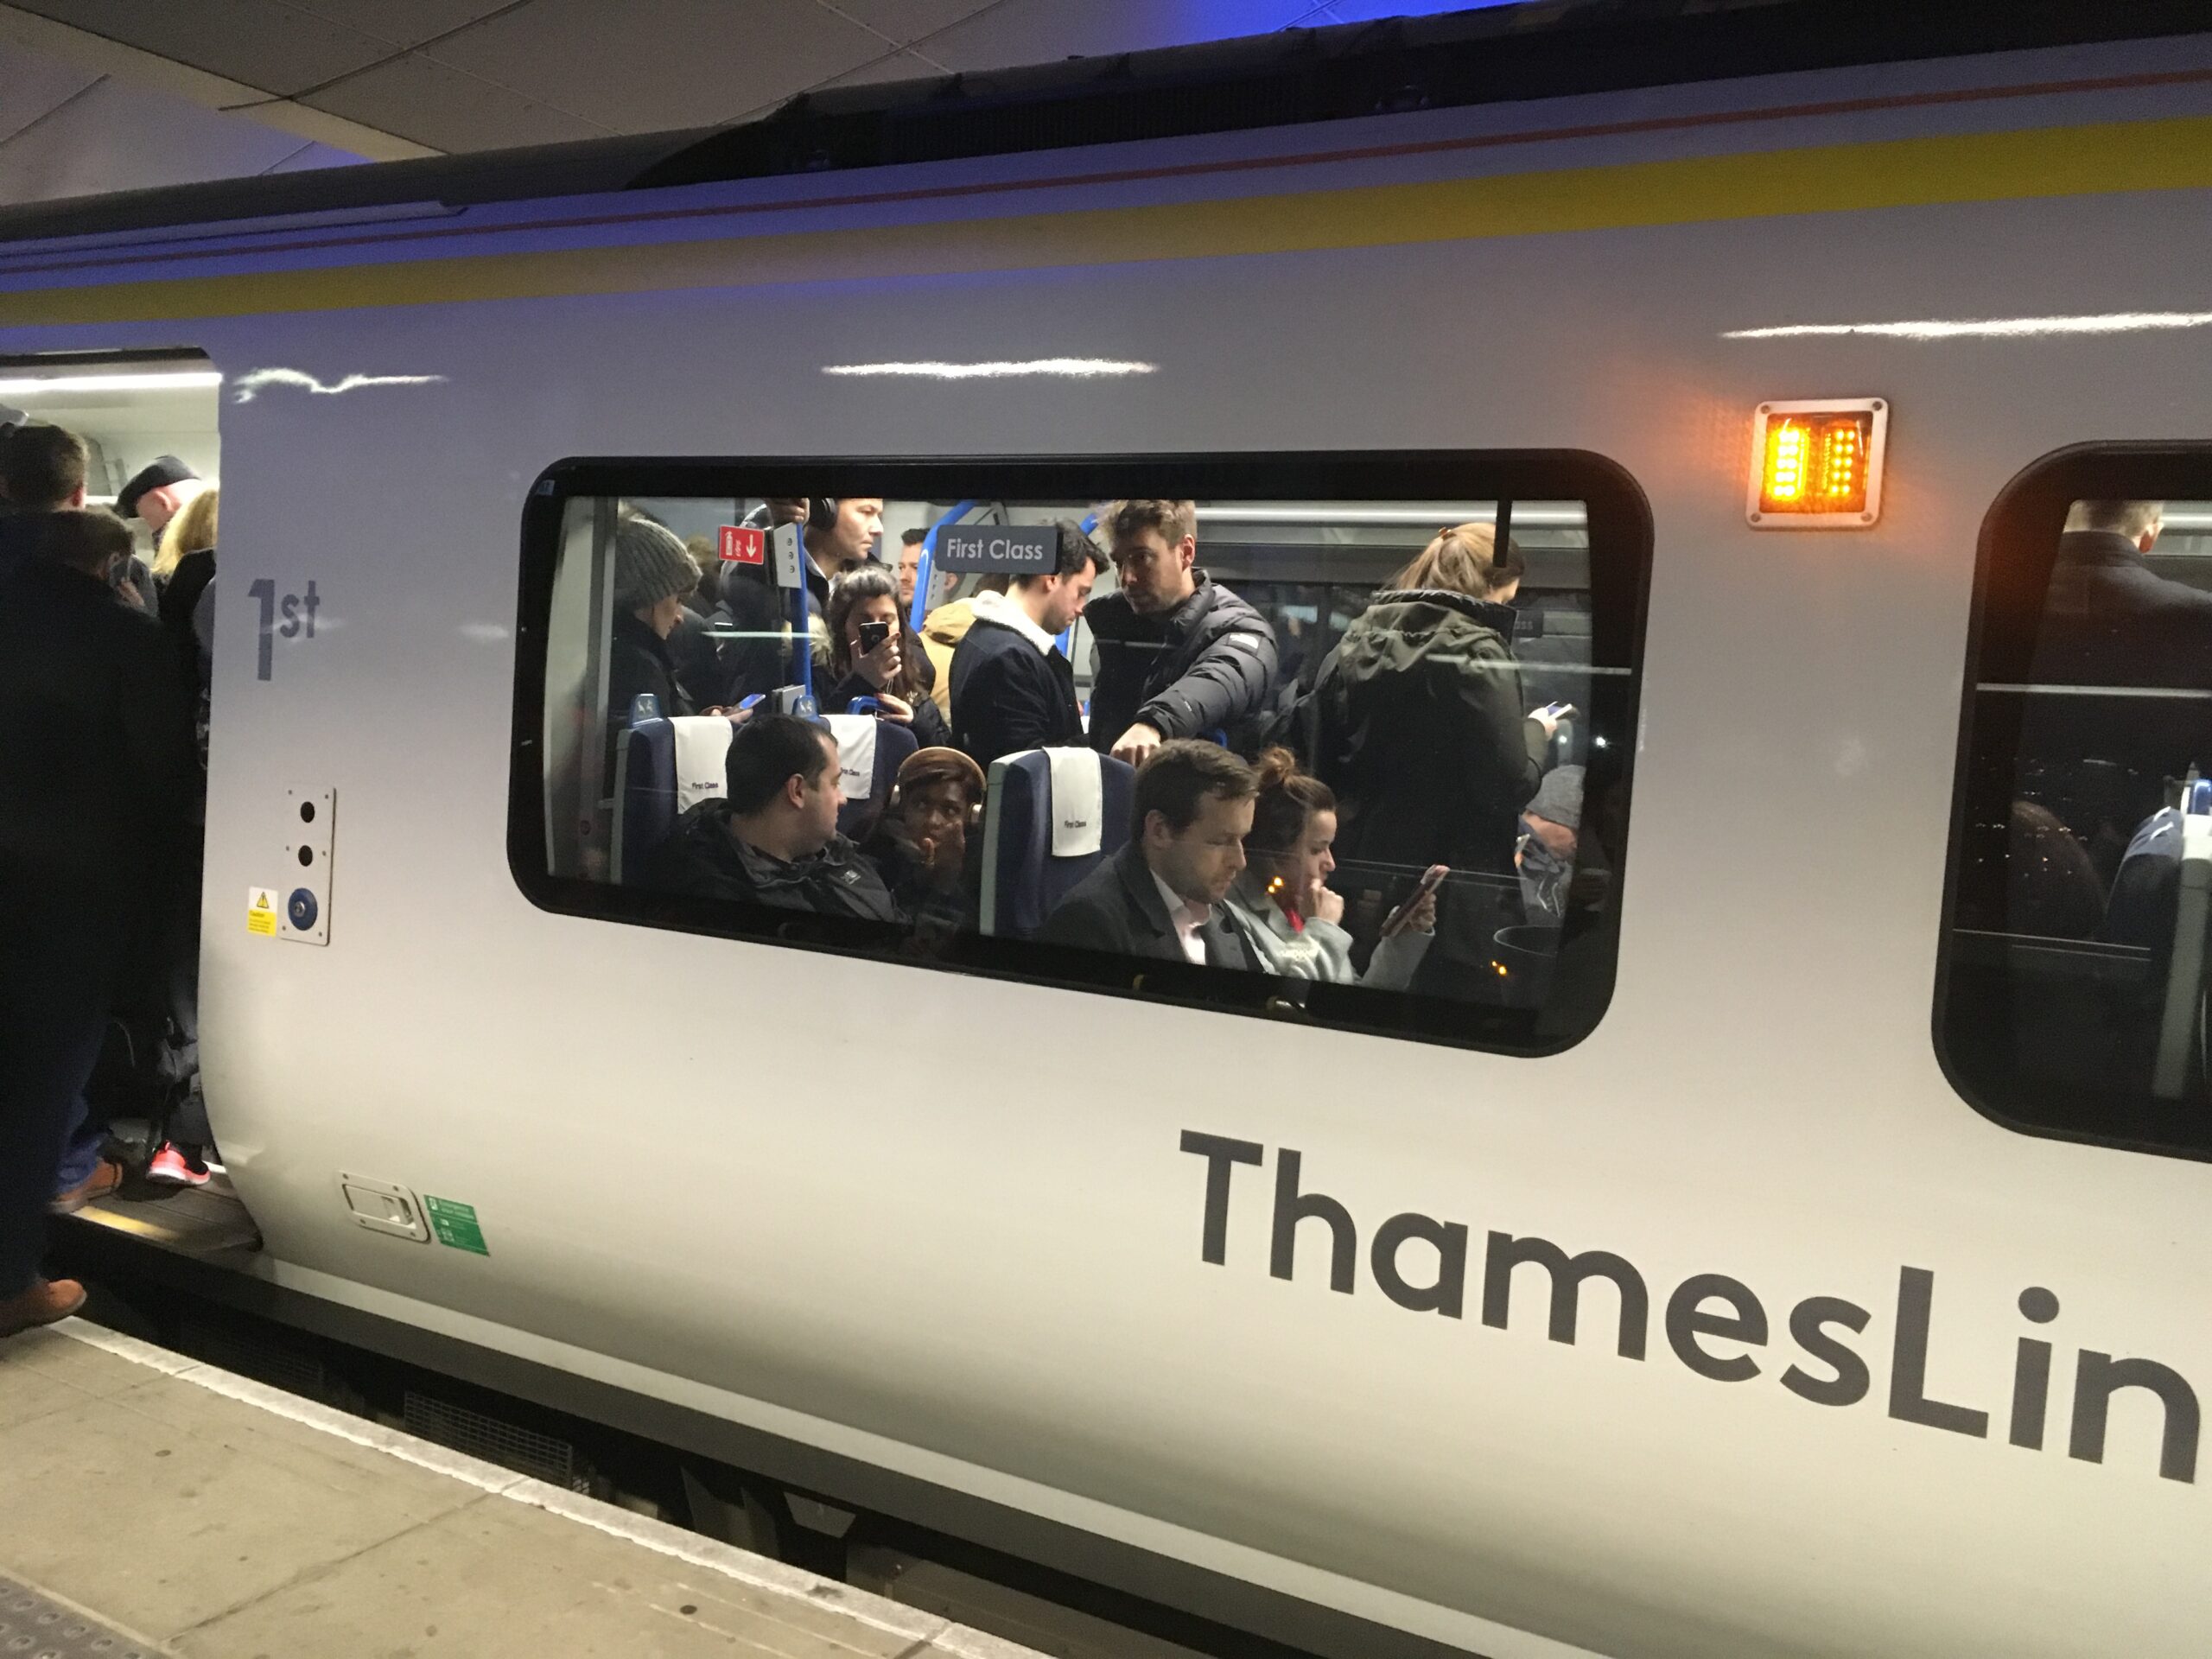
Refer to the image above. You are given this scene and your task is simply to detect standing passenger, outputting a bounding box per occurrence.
[1084,499,1278,766]
[1039,741,1262,969]
[819,565,951,748]
[605,515,701,771]
[895,526,927,613]
[0,511,195,1337]
[1311,524,1559,984]
[949,520,1098,766]
[117,455,207,544]
[919,575,1009,718]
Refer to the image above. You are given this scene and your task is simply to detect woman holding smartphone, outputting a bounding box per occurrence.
[820,565,953,749]
[1219,748,1438,989]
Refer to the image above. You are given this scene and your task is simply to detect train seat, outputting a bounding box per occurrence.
[612,703,737,885]
[824,713,916,844]
[979,747,1135,938]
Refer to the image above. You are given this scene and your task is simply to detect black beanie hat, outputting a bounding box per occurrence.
[118,454,198,518]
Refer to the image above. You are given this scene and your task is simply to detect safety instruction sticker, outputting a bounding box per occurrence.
[247,887,278,936]
[423,1195,489,1255]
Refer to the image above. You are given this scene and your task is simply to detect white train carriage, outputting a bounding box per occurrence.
[6,5,2212,1656]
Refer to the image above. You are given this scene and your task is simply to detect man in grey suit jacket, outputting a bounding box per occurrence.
[1040,741,1262,971]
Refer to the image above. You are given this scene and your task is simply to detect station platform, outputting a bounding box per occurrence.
[0,1319,1043,1659]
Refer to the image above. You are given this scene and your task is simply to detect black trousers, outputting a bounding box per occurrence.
[0,925,113,1298]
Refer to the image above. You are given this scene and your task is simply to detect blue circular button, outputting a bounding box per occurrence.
[287,887,319,931]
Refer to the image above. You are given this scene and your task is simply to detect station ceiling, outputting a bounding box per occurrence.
[0,0,1459,205]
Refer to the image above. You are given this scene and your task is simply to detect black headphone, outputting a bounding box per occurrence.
[807,496,841,535]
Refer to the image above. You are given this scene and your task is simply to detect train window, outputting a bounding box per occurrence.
[1939,448,2212,1159]
[509,455,1650,1056]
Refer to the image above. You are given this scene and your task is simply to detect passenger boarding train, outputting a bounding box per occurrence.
[7,4,2212,1656]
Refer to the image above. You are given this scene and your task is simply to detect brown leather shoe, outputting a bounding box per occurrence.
[49,1159,124,1215]
[0,1278,86,1339]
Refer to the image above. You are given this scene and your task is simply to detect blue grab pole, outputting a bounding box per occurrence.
[909,499,977,634]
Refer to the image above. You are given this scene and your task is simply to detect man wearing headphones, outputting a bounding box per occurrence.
[801,497,886,608]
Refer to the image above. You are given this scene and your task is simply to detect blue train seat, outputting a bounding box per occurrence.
[824,713,916,844]
[612,708,737,885]
[979,747,1135,938]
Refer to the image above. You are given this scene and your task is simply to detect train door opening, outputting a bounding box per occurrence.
[4,349,245,1251]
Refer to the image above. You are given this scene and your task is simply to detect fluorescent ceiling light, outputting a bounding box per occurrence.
[822,359,1156,379]
[1724,312,2212,341]
[0,371,221,394]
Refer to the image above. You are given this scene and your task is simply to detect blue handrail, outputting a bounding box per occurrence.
[909,499,977,634]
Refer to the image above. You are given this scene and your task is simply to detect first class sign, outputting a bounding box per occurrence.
[933,524,1057,574]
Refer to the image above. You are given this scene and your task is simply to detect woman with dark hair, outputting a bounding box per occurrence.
[1218,747,1435,988]
[820,564,952,749]
[1310,522,1561,985]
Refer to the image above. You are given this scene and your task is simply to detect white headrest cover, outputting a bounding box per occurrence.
[1046,745,1104,859]
[669,716,734,812]
[823,713,880,803]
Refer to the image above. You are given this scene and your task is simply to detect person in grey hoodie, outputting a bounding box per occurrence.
[1217,747,1435,988]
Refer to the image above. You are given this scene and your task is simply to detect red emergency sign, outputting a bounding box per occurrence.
[718,524,765,565]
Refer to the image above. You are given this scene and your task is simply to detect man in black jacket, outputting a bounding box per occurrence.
[1040,741,1262,969]
[646,712,900,921]
[1085,499,1279,766]
[950,519,1099,767]
[0,511,196,1338]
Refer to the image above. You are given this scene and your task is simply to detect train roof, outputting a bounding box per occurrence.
[0,0,2204,245]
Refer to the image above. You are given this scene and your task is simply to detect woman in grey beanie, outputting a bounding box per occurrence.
[605,513,700,770]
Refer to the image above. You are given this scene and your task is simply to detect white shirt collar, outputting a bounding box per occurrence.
[968,587,1058,654]
[1151,867,1211,965]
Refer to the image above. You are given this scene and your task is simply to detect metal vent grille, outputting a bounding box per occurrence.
[193,1326,326,1399]
[402,1390,586,1491]
[0,1575,151,1657]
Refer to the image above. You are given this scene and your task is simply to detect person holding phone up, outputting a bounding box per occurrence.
[1217,748,1439,988]
[819,565,952,749]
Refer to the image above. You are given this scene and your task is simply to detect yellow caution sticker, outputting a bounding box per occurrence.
[247,887,278,937]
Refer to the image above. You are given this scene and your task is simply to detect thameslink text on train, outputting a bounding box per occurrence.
[1180,1133,2199,1484]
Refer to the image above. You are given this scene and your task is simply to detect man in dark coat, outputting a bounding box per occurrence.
[1040,741,1262,969]
[1084,499,1278,766]
[0,511,196,1338]
[950,519,1099,767]
[647,712,900,922]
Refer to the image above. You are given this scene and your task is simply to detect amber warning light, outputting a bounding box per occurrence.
[1748,397,1888,528]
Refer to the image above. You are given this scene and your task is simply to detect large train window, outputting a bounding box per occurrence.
[509,454,1649,1056]
[1939,447,2212,1159]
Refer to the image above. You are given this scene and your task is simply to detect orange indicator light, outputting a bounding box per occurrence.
[1748,398,1888,528]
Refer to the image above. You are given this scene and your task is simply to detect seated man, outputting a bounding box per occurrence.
[950,519,1098,766]
[1040,740,1262,969]
[647,712,900,920]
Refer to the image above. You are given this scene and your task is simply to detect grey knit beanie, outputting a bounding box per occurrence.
[613,516,697,612]
[1525,764,1584,830]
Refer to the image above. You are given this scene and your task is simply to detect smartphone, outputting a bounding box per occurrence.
[1379,863,1449,938]
[1537,700,1577,722]
[857,620,893,653]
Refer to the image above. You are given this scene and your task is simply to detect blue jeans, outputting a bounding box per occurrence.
[52,1089,107,1194]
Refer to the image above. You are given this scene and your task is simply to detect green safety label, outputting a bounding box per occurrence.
[423,1195,488,1255]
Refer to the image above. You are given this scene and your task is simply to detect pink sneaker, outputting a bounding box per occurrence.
[147,1144,208,1186]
